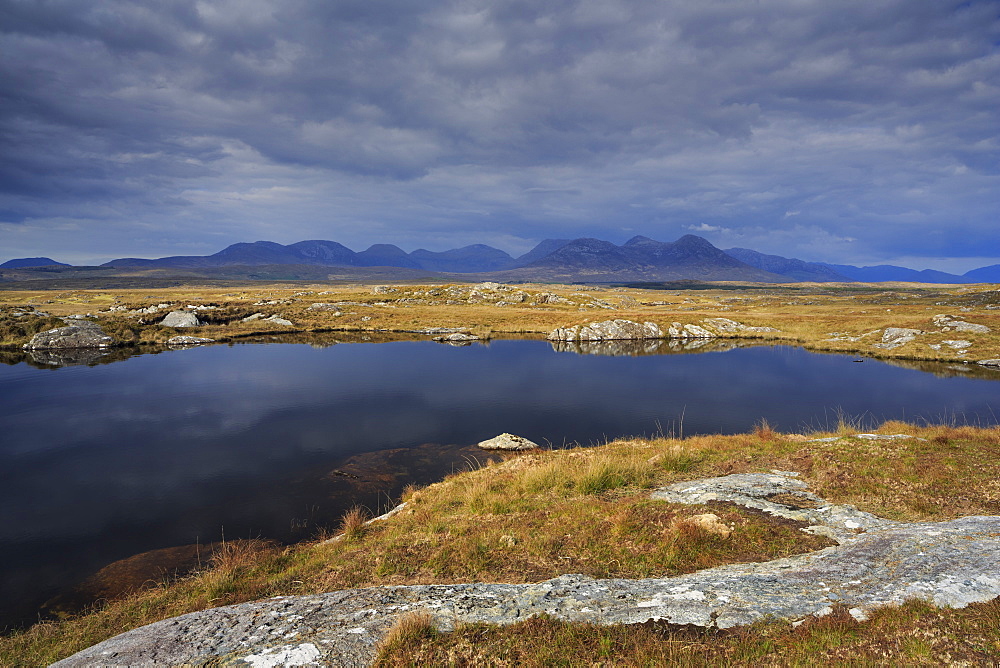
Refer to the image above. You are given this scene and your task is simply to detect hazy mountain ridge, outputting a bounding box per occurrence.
[0,257,70,269]
[724,248,853,283]
[4,237,999,283]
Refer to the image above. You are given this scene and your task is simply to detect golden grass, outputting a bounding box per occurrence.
[374,599,1000,666]
[2,423,1000,665]
[338,505,371,542]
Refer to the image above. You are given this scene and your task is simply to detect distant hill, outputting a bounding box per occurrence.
[504,234,787,282]
[817,263,966,284]
[963,264,1000,283]
[13,237,997,284]
[0,257,69,268]
[410,245,515,273]
[725,248,853,282]
[512,239,573,266]
[355,244,422,269]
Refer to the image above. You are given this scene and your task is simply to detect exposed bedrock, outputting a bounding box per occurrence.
[22,320,116,350]
[56,473,1000,668]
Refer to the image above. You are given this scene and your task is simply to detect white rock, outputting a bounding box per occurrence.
[477,433,540,451]
[160,311,202,328]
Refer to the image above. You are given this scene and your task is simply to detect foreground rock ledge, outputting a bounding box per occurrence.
[56,474,1000,668]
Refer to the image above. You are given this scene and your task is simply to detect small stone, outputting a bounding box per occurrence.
[477,433,539,451]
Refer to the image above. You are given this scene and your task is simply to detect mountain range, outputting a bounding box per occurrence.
[4,237,999,284]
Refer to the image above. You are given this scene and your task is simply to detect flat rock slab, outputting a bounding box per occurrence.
[56,474,1000,667]
[651,471,898,543]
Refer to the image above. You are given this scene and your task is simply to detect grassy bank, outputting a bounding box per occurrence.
[2,280,1000,365]
[3,422,999,665]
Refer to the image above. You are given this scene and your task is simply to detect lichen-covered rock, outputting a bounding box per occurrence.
[57,510,1000,667]
[160,311,202,328]
[977,359,1000,367]
[933,314,991,334]
[667,322,716,339]
[477,433,539,450]
[23,321,115,350]
[548,319,662,341]
[872,327,922,349]
[651,472,897,543]
[308,303,342,311]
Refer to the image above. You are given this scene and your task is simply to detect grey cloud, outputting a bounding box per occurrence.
[0,0,997,265]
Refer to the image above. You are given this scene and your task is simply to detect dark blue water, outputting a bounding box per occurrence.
[2,339,999,628]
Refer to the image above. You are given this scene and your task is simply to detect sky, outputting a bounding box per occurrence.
[1,0,998,272]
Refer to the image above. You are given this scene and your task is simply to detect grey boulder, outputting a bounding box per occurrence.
[23,321,115,350]
[160,311,202,328]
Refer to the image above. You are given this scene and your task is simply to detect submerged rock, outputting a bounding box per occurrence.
[433,332,480,344]
[167,335,215,347]
[548,319,662,341]
[477,433,540,451]
[23,321,115,350]
[160,311,202,328]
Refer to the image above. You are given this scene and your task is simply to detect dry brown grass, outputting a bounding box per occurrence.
[338,505,371,541]
[374,598,1000,666]
[375,610,437,659]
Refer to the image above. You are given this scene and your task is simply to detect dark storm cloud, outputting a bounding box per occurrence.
[0,0,997,268]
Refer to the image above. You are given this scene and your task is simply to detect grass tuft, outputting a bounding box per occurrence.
[339,506,370,541]
[374,610,437,662]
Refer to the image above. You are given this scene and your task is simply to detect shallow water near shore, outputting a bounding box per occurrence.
[2,336,1000,629]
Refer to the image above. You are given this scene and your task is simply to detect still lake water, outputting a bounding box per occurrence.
[2,337,1000,628]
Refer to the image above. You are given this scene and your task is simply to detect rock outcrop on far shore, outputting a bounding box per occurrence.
[548,319,662,341]
[22,320,116,350]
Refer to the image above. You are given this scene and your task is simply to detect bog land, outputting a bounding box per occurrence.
[2,279,1000,366]
[2,278,1000,665]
